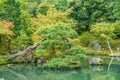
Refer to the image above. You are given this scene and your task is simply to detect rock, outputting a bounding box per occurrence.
[91,41,101,50]
[25,52,33,62]
[7,64,13,68]
[37,60,41,67]
[89,57,103,65]
[37,57,46,64]
[37,60,42,64]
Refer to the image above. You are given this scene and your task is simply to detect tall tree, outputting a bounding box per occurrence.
[69,0,115,33]
[32,7,77,42]
[90,22,115,53]
[0,20,14,54]
[0,0,21,35]
[0,0,34,53]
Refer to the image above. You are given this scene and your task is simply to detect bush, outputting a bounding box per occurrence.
[0,59,7,65]
[64,45,86,55]
[114,21,120,38]
[64,54,85,62]
[42,55,83,69]
[42,45,86,69]
[42,58,68,68]
[86,51,97,56]
[80,32,92,47]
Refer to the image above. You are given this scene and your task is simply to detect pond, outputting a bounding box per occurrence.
[0,63,120,80]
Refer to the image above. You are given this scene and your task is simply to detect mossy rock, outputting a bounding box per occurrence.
[89,57,103,65]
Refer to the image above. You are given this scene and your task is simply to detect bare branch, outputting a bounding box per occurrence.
[8,38,46,60]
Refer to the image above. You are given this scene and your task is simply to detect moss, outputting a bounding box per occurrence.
[0,59,7,65]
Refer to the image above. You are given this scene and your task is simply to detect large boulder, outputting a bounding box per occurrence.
[89,57,103,65]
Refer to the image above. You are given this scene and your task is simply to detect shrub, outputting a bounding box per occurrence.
[42,58,68,68]
[42,45,86,69]
[114,21,120,38]
[65,45,86,55]
[80,32,92,47]
[64,54,85,62]
[0,59,7,65]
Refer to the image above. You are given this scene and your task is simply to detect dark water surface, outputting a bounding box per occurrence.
[0,63,120,80]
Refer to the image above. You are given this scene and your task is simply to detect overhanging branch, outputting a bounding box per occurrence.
[8,38,46,60]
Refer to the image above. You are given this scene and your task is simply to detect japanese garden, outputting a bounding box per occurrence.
[0,0,120,80]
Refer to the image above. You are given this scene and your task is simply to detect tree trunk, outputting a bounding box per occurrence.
[63,38,71,49]
[52,46,55,57]
[8,38,46,60]
[107,39,113,54]
[0,35,2,43]
[8,39,12,53]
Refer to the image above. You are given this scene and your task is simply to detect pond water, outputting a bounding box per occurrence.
[0,63,120,80]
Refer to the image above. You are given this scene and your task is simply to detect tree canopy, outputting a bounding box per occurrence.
[0,0,120,67]
[36,23,78,57]
[0,21,14,36]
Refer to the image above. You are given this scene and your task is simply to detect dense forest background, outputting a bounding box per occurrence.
[1,0,120,66]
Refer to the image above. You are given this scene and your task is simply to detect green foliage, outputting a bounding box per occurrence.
[0,0,34,55]
[0,0,33,35]
[53,0,69,12]
[32,7,76,35]
[43,54,85,69]
[36,23,78,56]
[65,45,86,55]
[112,0,120,20]
[0,21,14,55]
[18,11,33,34]
[43,58,68,68]
[113,21,120,38]
[36,2,49,15]
[90,22,115,41]
[0,0,21,35]
[65,54,85,62]
[0,59,7,65]
[37,23,77,39]
[80,32,92,47]
[15,30,33,50]
[0,0,21,21]
[86,50,104,56]
[38,0,69,12]
[69,0,116,33]
[42,45,86,68]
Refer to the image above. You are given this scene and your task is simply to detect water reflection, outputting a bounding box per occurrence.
[90,66,103,72]
[0,64,119,80]
[0,78,5,80]
[8,69,29,80]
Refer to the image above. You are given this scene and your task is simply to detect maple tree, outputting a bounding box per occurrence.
[0,20,14,55]
[32,7,76,30]
[0,20,14,36]
[90,22,115,53]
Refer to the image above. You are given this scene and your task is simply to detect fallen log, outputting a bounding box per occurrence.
[8,38,46,60]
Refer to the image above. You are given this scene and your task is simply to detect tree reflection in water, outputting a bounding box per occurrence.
[0,64,119,80]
